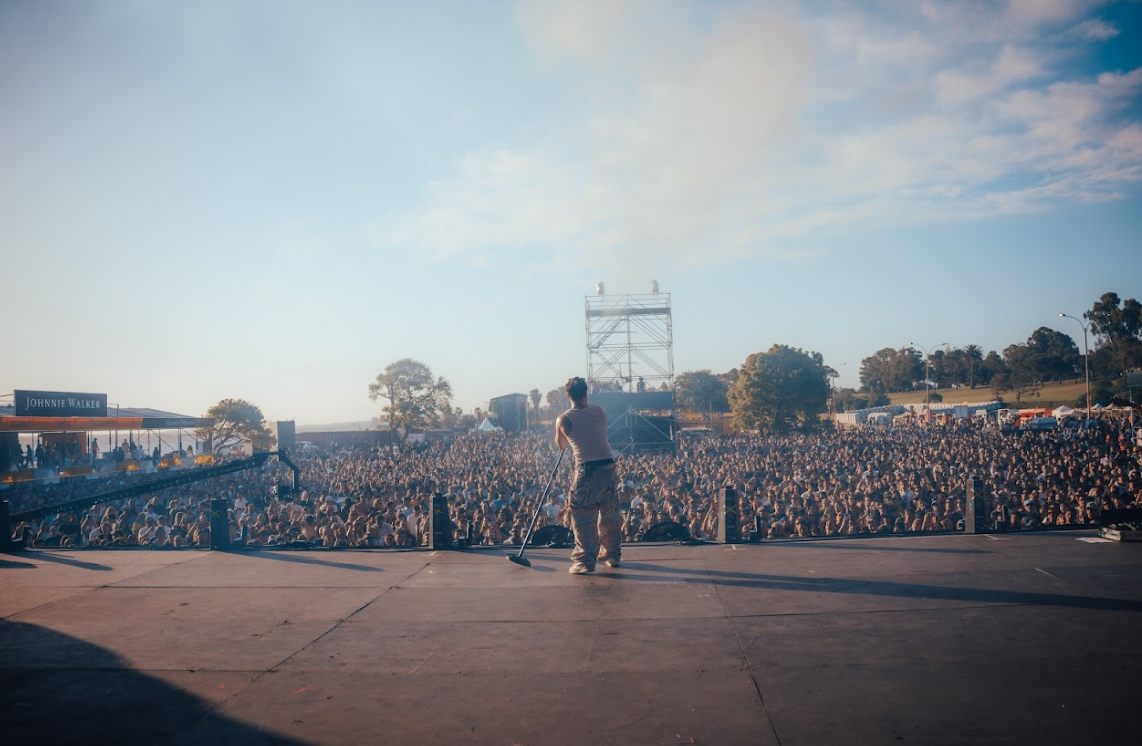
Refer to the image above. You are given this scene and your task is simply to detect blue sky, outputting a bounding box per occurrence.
[2,0,1140,425]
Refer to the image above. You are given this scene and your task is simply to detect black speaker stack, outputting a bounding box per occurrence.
[429,492,453,549]
[210,497,231,550]
[717,486,739,543]
[964,478,987,534]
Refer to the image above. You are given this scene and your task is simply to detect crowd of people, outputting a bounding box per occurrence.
[4,436,179,471]
[3,413,1139,550]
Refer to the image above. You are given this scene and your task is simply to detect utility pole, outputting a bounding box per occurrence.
[909,342,948,424]
[1058,312,1091,419]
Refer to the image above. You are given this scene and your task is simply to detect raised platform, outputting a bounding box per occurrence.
[2,532,1140,745]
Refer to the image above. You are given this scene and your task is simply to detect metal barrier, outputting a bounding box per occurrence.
[1,450,301,551]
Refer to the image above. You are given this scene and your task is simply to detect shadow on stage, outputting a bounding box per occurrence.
[0,619,313,746]
[605,563,1142,613]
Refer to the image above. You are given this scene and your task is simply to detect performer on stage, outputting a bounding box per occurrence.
[555,376,622,574]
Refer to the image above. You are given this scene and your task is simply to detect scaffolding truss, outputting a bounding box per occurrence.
[585,293,674,393]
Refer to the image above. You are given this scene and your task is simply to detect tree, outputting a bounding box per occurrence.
[1023,327,1082,382]
[675,370,730,414]
[728,345,831,432]
[860,347,923,393]
[368,359,453,444]
[979,350,1006,387]
[925,348,947,389]
[833,388,872,413]
[998,344,1043,404]
[529,389,542,421]
[1078,379,1116,408]
[1086,292,1142,377]
[440,406,462,430]
[934,348,961,388]
[196,399,276,455]
[963,344,983,388]
[545,388,564,419]
[867,389,891,407]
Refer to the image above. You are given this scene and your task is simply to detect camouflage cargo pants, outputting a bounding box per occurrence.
[569,461,622,568]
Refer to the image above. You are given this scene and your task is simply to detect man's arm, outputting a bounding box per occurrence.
[555,412,572,451]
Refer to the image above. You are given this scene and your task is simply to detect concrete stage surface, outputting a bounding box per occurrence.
[2,532,1140,746]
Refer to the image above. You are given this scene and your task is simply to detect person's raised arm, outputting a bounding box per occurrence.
[555,412,572,451]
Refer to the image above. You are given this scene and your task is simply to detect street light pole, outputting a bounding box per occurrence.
[909,341,948,424]
[1058,312,1091,419]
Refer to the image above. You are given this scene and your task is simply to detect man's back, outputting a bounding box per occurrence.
[562,404,612,464]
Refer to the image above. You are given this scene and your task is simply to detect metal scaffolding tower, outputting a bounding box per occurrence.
[585,292,674,393]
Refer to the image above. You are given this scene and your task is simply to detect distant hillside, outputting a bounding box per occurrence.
[297,419,378,433]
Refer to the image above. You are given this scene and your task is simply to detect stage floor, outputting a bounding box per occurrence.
[2,532,1140,745]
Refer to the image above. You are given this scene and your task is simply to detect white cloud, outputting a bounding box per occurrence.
[934,45,1046,106]
[375,0,1142,271]
[1069,18,1120,40]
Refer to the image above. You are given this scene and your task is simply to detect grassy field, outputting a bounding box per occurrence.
[888,380,1090,408]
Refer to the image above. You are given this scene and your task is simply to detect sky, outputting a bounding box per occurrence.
[1,0,1140,426]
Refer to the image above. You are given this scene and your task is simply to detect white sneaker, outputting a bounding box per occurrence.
[603,557,620,568]
[569,563,592,574]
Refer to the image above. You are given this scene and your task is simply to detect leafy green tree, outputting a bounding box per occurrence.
[717,369,739,388]
[1086,292,1142,377]
[860,347,923,393]
[440,406,462,429]
[833,388,871,413]
[196,399,276,455]
[867,390,891,407]
[925,348,948,389]
[998,344,1043,404]
[936,347,982,389]
[933,348,961,388]
[859,348,892,393]
[545,388,564,419]
[1024,327,1082,381]
[728,345,831,432]
[979,350,1005,387]
[529,389,542,421]
[368,359,453,444]
[675,369,730,414]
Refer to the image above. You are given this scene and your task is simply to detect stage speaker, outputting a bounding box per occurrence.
[964,478,986,534]
[642,521,692,542]
[993,505,1010,532]
[530,525,573,547]
[717,486,739,544]
[0,500,14,551]
[274,420,296,451]
[489,394,528,432]
[209,497,231,550]
[429,492,453,549]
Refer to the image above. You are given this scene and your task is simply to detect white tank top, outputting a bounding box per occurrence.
[563,404,613,464]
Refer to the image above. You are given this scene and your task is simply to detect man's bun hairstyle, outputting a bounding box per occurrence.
[565,376,588,401]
